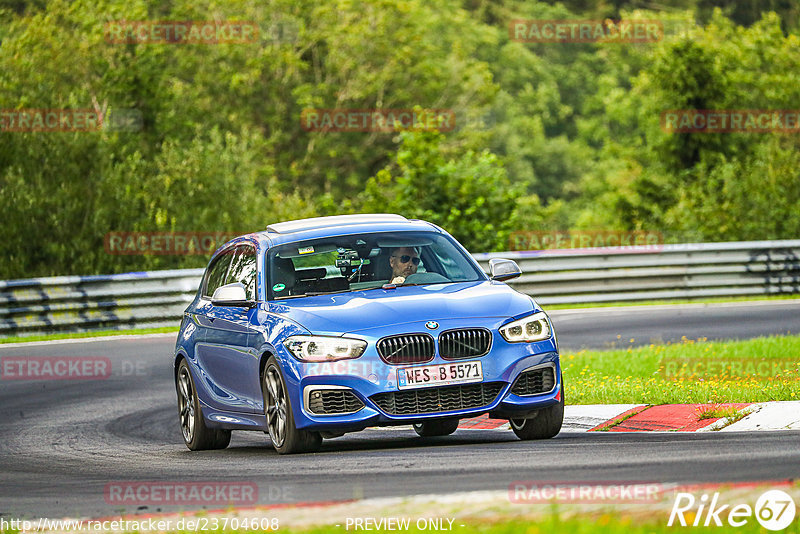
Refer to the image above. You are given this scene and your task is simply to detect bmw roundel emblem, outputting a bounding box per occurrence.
[425,321,439,330]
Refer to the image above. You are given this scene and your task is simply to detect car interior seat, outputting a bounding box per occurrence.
[271,256,297,296]
[372,250,393,281]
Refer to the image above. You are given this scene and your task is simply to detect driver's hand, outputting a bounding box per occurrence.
[390,276,406,285]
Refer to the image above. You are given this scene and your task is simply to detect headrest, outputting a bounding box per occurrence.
[373,250,393,281]
[271,257,296,291]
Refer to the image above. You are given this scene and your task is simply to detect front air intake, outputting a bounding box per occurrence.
[371,382,504,416]
[510,365,556,396]
[306,388,364,415]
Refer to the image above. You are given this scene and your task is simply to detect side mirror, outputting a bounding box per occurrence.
[489,258,521,282]
[211,283,255,308]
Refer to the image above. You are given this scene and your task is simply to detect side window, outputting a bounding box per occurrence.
[226,245,257,300]
[203,249,235,298]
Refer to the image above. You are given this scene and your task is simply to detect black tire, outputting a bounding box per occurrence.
[509,374,564,440]
[262,356,322,454]
[176,359,231,451]
[413,418,460,437]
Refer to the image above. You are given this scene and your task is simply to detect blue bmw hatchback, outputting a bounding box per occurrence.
[174,214,563,454]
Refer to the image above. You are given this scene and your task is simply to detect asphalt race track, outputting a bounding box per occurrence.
[550,300,800,350]
[1,301,799,519]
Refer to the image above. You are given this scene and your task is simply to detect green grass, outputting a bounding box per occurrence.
[3,510,794,534]
[563,335,800,405]
[0,326,178,344]
[696,405,747,421]
[280,512,800,534]
[4,484,799,534]
[544,293,800,310]
[1,515,794,534]
[593,405,650,431]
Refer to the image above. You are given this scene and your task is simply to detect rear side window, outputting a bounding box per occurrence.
[226,245,257,300]
[203,248,235,297]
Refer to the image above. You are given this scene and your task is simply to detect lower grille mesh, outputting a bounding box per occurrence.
[371,382,504,416]
[510,366,556,396]
[307,389,364,415]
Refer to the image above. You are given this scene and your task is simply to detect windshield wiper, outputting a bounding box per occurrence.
[274,289,363,300]
[274,284,433,300]
[304,289,352,296]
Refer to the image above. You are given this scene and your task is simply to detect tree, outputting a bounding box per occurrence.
[360,130,523,252]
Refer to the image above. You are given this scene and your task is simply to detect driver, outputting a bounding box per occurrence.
[389,247,420,284]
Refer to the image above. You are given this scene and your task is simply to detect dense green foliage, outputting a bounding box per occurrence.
[1,0,798,278]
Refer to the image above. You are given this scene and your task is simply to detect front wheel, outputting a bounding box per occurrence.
[176,359,231,450]
[413,418,459,437]
[509,378,564,440]
[262,357,322,454]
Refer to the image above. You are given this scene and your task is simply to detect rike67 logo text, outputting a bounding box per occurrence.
[669,490,796,531]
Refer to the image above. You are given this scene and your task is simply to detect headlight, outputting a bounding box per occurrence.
[499,312,552,343]
[283,335,367,362]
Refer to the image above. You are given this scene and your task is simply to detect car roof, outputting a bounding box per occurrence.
[258,214,441,247]
[266,214,408,234]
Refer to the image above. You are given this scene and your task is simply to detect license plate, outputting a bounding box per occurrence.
[397,361,483,390]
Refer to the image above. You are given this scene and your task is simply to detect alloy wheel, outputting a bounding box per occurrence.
[177,367,195,442]
[265,365,288,447]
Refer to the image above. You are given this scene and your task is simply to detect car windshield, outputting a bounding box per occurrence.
[266,231,485,300]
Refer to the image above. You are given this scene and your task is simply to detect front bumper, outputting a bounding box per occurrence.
[287,340,561,431]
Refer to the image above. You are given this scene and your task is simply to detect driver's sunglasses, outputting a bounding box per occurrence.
[393,255,420,265]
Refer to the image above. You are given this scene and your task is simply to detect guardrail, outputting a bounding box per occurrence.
[473,240,800,305]
[1,240,799,337]
[0,269,204,337]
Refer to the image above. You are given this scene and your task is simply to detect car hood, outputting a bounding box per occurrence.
[267,280,536,335]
